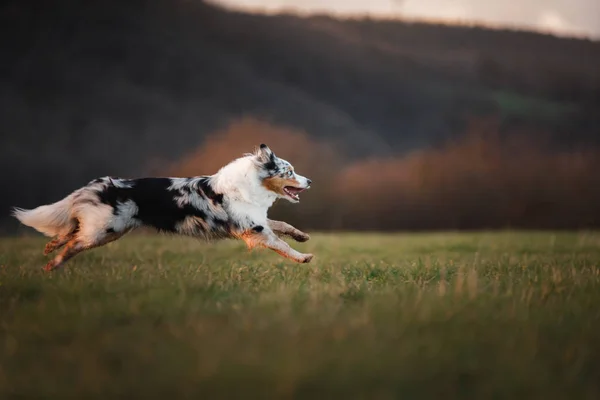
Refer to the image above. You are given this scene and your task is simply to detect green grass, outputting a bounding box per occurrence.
[1,232,600,399]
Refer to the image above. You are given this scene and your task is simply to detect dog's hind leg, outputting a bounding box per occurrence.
[43,224,127,271]
[44,239,86,271]
[239,228,313,263]
[43,227,79,255]
[43,219,80,255]
[267,219,310,242]
[44,236,69,255]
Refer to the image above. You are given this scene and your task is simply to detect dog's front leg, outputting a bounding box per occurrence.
[240,228,313,263]
[267,219,310,242]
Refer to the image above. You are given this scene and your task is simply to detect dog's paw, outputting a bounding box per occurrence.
[300,253,314,263]
[43,244,54,256]
[42,262,55,272]
[294,232,310,242]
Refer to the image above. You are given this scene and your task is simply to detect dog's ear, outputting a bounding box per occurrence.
[255,144,275,164]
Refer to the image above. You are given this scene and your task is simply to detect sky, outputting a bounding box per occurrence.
[214,0,600,39]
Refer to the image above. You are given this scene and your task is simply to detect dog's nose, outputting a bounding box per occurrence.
[307,179,312,185]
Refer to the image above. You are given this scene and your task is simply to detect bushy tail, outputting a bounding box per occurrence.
[12,195,76,237]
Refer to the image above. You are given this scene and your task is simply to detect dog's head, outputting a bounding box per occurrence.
[252,144,311,203]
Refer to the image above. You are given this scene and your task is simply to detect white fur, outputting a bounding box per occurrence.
[211,156,278,229]
[12,194,77,237]
[75,203,115,246]
[111,200,140,232]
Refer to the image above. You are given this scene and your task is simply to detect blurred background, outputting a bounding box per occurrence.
[1,0,599,232]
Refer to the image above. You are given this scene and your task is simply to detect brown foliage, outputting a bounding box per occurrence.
[170,118,600,231]
[335,119,600,230]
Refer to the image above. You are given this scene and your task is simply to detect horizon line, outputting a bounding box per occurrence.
[208,1,599,42]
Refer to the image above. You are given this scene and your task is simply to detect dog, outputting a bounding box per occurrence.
[12,144,313,271]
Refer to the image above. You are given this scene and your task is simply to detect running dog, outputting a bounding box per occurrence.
[12,144,313,271]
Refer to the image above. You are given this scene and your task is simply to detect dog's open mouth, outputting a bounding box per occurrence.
[283,186,306,201]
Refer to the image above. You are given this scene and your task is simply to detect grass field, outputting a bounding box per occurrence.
[1,232,600,399]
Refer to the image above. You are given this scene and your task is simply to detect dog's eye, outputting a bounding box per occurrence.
[287,170,293,177]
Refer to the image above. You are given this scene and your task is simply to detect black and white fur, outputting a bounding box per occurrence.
[12,144,313,271]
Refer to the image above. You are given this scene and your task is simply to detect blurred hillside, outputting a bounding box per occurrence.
[2,0,599,231]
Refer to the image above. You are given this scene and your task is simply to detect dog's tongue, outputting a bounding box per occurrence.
[285,186,304,195]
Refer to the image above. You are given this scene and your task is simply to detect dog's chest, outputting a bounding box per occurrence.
[225,199,268,229]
